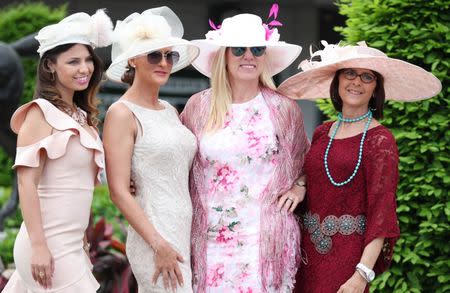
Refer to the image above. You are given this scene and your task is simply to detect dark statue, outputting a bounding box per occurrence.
[0,34,39,230]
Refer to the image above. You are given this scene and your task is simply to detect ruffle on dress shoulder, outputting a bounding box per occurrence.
[3,269,99,293]
[10,99,104,184]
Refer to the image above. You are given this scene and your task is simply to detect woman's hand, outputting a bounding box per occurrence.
[31,243,55,289]
[277,185,306,213]
[337,271,367,293]
[152,238,184,291]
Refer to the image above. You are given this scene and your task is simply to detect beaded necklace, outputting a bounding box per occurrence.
[324,110,372,187]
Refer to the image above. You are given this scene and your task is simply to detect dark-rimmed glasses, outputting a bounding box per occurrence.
[341,69,377,84]
[147,51,180,65]
[230,47,267,57]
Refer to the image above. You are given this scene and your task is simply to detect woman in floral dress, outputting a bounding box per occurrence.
[181,6,310,293]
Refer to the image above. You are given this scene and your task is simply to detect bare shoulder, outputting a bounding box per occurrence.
[17,103,52,146]
[103,101,136,140]
[105,101,134,122]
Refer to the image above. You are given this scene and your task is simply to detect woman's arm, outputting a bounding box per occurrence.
[16,104,54,289]
[337,237,384,293]
[338,130,400,293]
[276,97,310,213]
[103,103,184,291]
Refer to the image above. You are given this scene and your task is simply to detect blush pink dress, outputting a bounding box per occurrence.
[3,98,104,292]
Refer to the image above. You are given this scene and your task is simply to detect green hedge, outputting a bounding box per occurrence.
[316,0,449,292]
[0,2,67,186]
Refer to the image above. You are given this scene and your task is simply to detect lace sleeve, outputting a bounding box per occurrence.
[363,128,400,274]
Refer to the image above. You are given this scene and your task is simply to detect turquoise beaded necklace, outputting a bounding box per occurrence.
[324,110,373,187]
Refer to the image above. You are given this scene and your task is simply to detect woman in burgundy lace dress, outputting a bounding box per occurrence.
[278,41,441,293]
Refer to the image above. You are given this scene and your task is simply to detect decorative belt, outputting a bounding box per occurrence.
[302,211,366,254]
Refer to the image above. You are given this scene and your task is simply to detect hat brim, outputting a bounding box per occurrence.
[191,39,301,78]
[106,38,199,83]
[278,56,442,101]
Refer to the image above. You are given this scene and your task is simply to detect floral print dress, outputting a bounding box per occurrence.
[199,93,278,292]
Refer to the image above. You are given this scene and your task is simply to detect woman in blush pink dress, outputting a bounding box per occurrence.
[3,10,113,292]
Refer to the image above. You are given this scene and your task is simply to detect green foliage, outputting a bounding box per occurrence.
[91,185,128,242]
[315,0,450,292]
[0,2,67,186]
[0,152,13,186]
[0,2,66,42]
[0,187,22,265]
[0,229,19,265]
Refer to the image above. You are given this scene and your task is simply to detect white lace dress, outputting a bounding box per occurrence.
[119,100,196,293]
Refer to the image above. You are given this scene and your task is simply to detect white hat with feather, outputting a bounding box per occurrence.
[35,9,114,57]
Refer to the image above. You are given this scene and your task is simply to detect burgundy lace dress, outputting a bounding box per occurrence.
[294,122,400,293]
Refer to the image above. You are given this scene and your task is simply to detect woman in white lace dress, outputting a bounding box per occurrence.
[102,7,199,293]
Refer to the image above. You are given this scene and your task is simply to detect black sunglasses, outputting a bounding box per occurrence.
[230,47,267,57]
[147,51,180,65]
[341,69,377,84]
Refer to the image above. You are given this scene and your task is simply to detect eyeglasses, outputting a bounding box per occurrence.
[230,47,267,57]
[341,69,377,84]
[147,51,180,65]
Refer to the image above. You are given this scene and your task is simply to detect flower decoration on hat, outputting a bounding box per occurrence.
[205,19,222,41]
[263,3,282,41]
[206,3,282,42]
[89,9,115,47]
[36,9,113,56]
[299,41,374,71]
[114,13,172,53]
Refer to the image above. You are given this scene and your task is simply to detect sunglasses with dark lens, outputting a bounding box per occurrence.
[147,51,180,65]
[341,69,377,84]
[230,46,267,57]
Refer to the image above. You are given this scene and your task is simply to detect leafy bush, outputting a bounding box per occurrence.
[0,2,67,186]
[91,185,128,242]
[315,0,449,292]
[87,216,137,293]
[0,187,22,265]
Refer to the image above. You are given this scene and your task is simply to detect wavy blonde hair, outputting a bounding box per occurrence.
[204,47,276,132]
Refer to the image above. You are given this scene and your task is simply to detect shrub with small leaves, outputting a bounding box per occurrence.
[315,0,449,292]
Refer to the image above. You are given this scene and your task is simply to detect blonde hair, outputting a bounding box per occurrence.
[205,47,276,132]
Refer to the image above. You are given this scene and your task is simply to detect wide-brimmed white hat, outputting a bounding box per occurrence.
[191,7,302,77]
[278,41,442,101]
[106,6,200,83]
[35,9,114,57]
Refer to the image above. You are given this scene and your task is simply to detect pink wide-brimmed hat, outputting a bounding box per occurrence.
[191,4,301,78]
[278,41,442,101]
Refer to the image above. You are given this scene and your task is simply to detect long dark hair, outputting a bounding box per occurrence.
[34,43,103,126]
[329,69,385,119]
